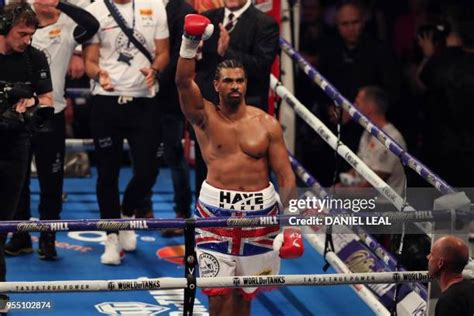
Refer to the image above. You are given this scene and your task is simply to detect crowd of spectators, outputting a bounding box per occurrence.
[296,0,474,189]
[6,0,470,191]
[1,0,472,270]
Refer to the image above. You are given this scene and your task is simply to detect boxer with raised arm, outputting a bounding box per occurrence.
[176,14,303,316]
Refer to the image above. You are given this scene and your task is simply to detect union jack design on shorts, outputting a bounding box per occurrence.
[195,201,280,256]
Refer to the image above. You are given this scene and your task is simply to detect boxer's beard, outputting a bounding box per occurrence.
[224,90,242,109]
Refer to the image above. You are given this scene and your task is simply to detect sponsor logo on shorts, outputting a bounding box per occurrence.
[219,191,264,211]
[199,253,220,277]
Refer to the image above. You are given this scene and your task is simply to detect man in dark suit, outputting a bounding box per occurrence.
[300,0,401,186]
[193,0,280,196]
[156,0,195,235]
[136,0,195,237]
[196,0,279,110]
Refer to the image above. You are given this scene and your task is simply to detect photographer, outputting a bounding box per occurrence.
[0,1,53,282]
[5,0,99,261]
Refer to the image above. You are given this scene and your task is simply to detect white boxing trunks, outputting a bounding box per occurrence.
[195,181,281,299]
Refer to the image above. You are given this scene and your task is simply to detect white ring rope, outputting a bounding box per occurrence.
[303,228,391,316]
[270,76,432,237]
[0,271,446,293]
[271,75,411,212]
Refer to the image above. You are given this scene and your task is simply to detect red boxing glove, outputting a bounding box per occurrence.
[273,228,304,259]
[183,14,213,40]
[180,14,214,59]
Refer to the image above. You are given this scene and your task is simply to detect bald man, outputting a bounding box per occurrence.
[427,236,474,316]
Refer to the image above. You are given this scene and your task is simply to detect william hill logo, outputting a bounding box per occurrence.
[97,220,148,231]
[17,222,69,232]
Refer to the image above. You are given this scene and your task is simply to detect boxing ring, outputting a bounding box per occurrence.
[4,212,472,315]
[6,40,473,315]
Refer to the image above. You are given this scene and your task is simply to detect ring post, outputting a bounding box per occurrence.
[183,218,197,315]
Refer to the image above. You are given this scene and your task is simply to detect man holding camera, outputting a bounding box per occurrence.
[0,2,53,282]
[4,0,99,261]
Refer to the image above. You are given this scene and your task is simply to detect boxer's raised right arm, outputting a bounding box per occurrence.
[176,14,214,129]
[176,57,206,127]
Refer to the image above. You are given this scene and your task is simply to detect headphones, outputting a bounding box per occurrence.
[0,3,36,36]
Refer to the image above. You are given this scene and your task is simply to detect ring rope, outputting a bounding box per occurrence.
[0,271,445,293]
[289,155,430,299]
[0,209,465,233]
[302,231,390,315]
[291,154,414,268]
[59,58,460,314]
[49,51,462,316]
[269,76,430,232]
[278,37,456,195]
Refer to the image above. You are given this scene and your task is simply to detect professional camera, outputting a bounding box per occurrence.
[0,81,53,131]
[0,81,34,110]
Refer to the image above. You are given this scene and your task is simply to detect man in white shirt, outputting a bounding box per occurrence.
[83,0,169,265]
[340,86,407,197]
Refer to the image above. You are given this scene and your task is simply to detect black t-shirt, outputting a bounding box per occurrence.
[0,45,52,96]
[435,279,474,316]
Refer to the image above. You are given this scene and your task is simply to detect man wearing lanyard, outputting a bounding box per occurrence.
[84,0,169,265]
